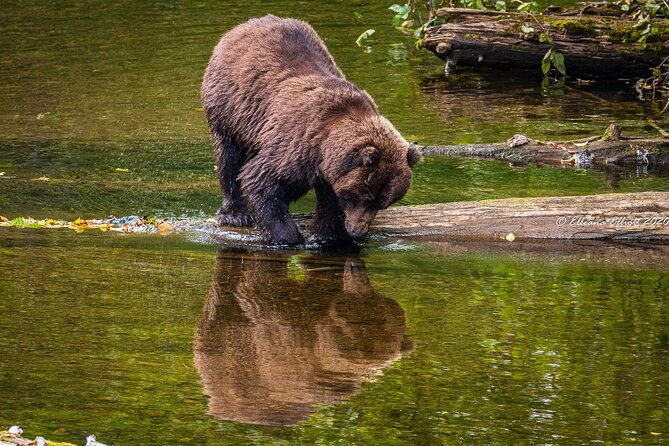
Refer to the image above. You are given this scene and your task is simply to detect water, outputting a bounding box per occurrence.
[1,1,668,220]
[1,231,668,445]
[1,1,668,445]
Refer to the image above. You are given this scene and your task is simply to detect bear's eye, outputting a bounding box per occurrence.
[360,146,379,167]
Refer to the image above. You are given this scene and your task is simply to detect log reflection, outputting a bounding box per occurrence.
[193,249,409,425]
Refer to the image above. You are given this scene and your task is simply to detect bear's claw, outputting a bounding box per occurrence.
[215,208,254,227]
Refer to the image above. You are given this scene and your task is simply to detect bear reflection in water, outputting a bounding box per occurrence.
[193,249,410,425]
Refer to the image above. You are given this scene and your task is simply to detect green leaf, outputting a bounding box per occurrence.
[389,4,404,13]
[355,29,375,47]
[541,49,552,75]
[517,0,545,13]
[539,31,551,43]
[541,58,551,75]
[551,51,566,75]
[621,3,630,11]
[353,11,363,20]
[633,18,649,29]
[389,2,411,26]
[495,0,507,10]
[517,2,531,12]
[521,25,535,33]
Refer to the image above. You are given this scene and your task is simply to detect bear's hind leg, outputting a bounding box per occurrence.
[239,164,304,245]
[212,129,253,227]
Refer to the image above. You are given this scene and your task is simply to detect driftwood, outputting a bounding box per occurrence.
[422,7,668,77]
[200,192,669,243]
[421,135,669,166]
[370,191,669,241]
[419,124,669,167]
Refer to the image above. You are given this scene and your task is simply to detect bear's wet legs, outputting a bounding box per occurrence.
[240,169,305,244]
[255,200,304,245]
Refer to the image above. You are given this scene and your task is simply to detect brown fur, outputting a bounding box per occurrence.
[202,15,420,244]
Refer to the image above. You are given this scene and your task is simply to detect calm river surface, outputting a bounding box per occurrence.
[1,1,668,445]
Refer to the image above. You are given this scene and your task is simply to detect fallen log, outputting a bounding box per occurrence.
[418,124,669,167]
[422,7,669,77]
[370,191,669,240]
[199,192,669,243]
[420,135,669,166]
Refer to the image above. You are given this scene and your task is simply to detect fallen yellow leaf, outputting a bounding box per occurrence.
[157,221,175,234]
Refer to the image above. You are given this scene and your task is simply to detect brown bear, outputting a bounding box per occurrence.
[202,15,420,244]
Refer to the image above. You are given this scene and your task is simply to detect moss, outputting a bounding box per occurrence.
[609,21,669,48]
[609,22,644,43]
[549,18,599,37]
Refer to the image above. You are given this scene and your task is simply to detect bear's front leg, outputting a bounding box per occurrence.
[240,171,304,245]
[311,181,350,242]
[255,200,304,245]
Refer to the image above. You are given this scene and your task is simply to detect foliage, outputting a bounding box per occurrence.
[0,214,174,234]
[355,29,376,47]
[389,3,412,27]
[389,0,566,76]
[618,0,669,43]
[542,48,566,76]
[389,0,669,80]
[636,56,669,112]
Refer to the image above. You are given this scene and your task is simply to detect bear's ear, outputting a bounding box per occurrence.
[360,146,379,167]
[407,144,422,168]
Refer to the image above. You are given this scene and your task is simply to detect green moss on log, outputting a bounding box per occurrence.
[548,18,599,37]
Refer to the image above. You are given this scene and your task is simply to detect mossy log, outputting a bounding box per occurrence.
[370,192,669,240]
[422,7,669,77]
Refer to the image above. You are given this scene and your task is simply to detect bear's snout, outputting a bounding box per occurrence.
[344,208,378,238]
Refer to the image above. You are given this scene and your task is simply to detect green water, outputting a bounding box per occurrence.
[1,231,668,445]
[1,0,668,219]
[1,1,669,445]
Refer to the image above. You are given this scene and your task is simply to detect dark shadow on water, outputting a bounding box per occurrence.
[193,248,411,426]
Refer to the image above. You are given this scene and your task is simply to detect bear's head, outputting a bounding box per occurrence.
[322,115,421,238]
